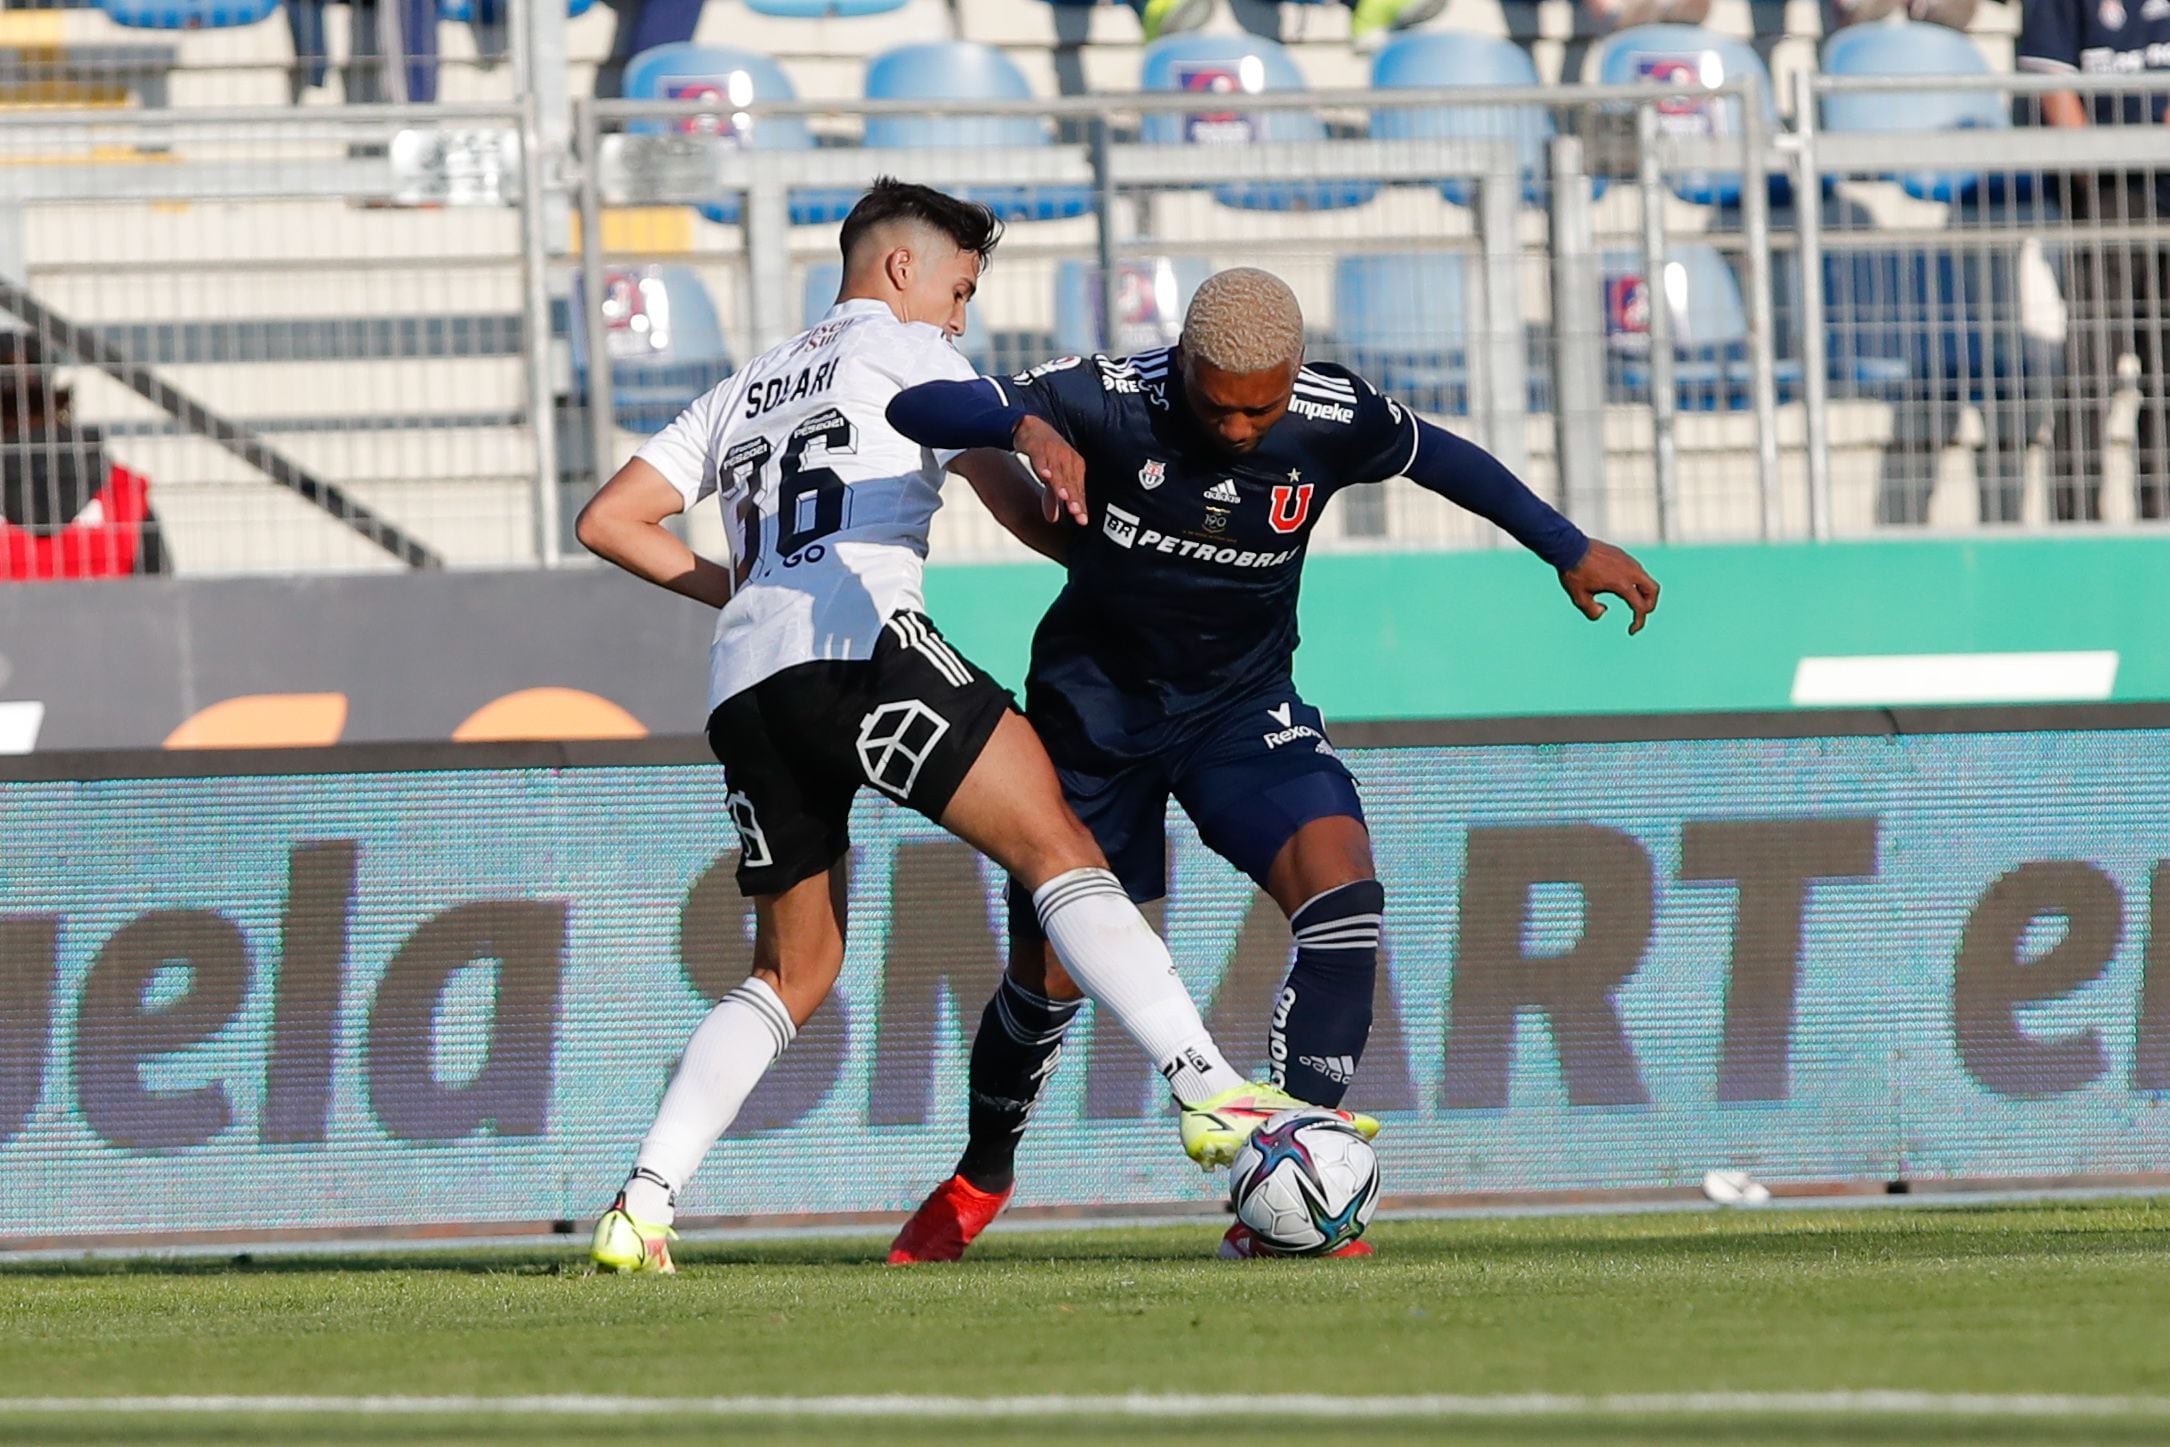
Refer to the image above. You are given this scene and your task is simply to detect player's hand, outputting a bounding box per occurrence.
[1013,415,1088,526]
[1560,539,1659,635]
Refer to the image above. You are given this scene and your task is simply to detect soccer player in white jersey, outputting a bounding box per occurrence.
[575,179,1352,1273]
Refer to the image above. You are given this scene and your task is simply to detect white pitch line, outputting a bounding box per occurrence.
[0,1394,2166,1419]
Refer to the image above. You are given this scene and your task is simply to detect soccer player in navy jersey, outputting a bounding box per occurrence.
[882,267,1657,1260]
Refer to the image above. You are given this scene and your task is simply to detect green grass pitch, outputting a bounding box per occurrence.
[1,1199,2166,1445]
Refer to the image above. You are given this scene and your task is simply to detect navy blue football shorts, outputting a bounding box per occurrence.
[1010,687,1364,938]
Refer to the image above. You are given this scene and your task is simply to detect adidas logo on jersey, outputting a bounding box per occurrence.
[1204,478,1241,503]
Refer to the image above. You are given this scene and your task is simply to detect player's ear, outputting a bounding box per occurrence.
[884,245,914,294]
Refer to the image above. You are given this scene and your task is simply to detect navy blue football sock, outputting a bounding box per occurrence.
[955,973,1082,1194]
[1273,879,1385,1107]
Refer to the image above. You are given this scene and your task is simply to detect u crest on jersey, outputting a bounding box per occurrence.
[1268,483,1315,534]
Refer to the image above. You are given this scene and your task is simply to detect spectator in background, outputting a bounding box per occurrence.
[1580,0,1712,28]
[0,335,165,581]
[287,0,440,105]
[2020,0,2170,520]
[594,0,707,99]
[1137,0,1446,53]
[1822,0,1978,33]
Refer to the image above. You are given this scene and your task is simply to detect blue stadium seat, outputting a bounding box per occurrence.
[1591,25,1785,208]
[1602,244,1800,410]
[748,0,906,14]
[622,45,853,227]
[1370,31,1553,209]
[1332,253,1477,415]
[800,261,996,373]
[441,0,594,19]
[1821,21,2006,203]
[862,43,1092,222]
[572,264,733,432]
[1052,257,1210,357]
[1140,36,1379,212]
[98,0,279,26]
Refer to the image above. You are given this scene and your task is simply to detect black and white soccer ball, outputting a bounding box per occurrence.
[1228,1108,1380,1255]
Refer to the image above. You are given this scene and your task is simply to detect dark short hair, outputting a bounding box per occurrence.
[838,177,1003,269]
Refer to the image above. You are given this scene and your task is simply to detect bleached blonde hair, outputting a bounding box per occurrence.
[1180,267,1304,375]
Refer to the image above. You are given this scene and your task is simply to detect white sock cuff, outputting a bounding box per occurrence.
[725,976,797,1057]
[1032,867,1128,929]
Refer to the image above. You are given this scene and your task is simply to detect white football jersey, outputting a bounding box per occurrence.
[635,299,978,708]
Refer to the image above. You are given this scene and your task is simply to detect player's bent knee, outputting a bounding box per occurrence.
[1291,878,1386,962]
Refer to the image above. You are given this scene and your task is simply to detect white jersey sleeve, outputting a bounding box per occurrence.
[634,373,747,511]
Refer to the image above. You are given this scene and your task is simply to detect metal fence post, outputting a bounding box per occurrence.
[745,155,793,354]
[576,98,617,498]
[1549,133,1606,532]
[513,0,573,565]
[1740,79,1783,541]
[1476,140,1531,479]
[1793,68,1833,541]
[1091,116,1119,354]
[1637,103,1679,542]
[516,90,563,568]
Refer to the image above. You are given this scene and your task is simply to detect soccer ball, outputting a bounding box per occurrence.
[1228,1109,1380,1256]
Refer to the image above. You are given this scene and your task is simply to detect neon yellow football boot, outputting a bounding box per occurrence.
[590,1194,678,1274]
[1180,1082,1381,1169]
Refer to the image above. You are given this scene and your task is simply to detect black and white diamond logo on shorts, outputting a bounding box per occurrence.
[857,699,951,799]
[726,789,773,868]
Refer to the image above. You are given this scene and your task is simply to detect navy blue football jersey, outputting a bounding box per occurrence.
[990,348,1418,764]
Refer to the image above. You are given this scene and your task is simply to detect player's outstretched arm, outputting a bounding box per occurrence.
[1401,417,1657,633]
[887,379,1087,524]
[575,458,736,610]
[952,449,1070,563]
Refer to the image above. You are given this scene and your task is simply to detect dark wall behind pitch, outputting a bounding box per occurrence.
[0,568,717,750]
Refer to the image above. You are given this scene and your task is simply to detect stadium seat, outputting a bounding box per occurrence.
[622,44,853,227]
[1821,21,2007,203]
[571,263,733,432]
[1051,257,1210,358]
[97,0,278,27]
[440,0,596,18]
[800,261,997,373]
[747,0,907,14]
[1601,244,1801,411]
[1332,253,1477,415]
[1590,25,1786,209]
[1369,31,1554,210]
[862,42,1092,222]
[1140,36,1379,212]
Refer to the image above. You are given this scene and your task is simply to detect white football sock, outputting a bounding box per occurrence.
[622,976,796,1225]
[1031,867,1245,1107]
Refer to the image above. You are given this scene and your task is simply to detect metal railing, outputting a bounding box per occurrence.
[4,71,2170,577]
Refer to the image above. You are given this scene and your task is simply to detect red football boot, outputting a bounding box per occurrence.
[887,1174,1013,1264]
[1218,1223,1375,1260]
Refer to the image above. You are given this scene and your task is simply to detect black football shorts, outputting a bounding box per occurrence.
[706,610,1017,896]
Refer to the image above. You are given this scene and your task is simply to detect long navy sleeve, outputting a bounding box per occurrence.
[1407,418,1588,570]
[885,378,1026,451]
